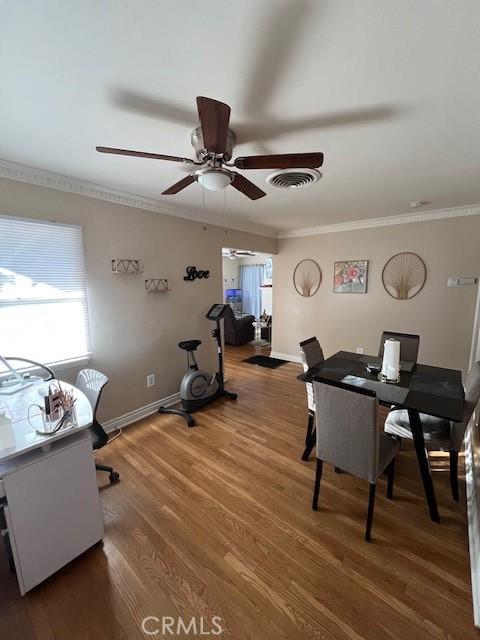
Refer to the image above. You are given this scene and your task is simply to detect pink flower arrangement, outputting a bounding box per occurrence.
[334,260,368,293]
[346,266,360,280]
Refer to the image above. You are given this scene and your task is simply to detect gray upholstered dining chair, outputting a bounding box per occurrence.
[378,331,420,363]
[312,378,398,541]
[385,361,480,501]
[299,337,324,461]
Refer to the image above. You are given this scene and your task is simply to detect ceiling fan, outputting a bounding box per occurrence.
[96,96,324,200]
[222,248,256,260]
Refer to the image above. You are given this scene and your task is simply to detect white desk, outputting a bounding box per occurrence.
[0,380,94,462]
[0,380,104,595]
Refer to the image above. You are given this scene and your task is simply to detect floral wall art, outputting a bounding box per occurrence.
[333,260,368,294]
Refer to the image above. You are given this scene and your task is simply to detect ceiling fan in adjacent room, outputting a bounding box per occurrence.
[96,96,324,200]
[222,249,256,260]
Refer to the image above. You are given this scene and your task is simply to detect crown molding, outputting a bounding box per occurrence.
[2,158,478,241]
[0,158,276,239]
[278,204,480,239]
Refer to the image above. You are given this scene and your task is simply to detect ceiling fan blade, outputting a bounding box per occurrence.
[234,152,324,170]
[96,146,193,164]
[196,97,231,155]
[161,175,196,195]
[231,173,266,200]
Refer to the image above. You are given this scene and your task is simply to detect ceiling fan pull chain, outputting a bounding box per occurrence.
[223,188,227,232]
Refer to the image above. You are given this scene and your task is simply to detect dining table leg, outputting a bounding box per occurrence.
[407,408,440,523]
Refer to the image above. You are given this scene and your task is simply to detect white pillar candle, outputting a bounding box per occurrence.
[381,339,400,380]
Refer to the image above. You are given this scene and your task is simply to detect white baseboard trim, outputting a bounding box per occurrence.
[270,351,302,364]
[103,392,180,433]
[465,422,480,627]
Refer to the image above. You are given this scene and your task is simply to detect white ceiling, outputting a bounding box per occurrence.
[1,0,479,235]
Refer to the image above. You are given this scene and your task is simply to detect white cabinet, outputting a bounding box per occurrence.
[2,431,103,594]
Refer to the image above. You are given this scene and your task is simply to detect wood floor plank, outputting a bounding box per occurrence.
[0,344,477,639]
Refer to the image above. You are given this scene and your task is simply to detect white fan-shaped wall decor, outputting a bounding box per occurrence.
[382,252,427,300]
[293,259,322,297]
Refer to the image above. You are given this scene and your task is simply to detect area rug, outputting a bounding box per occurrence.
[242,355,287,369]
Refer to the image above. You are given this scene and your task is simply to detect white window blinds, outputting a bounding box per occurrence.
[0,215,91,365]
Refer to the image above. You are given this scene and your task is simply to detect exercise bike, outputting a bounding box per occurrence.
[158,303,237,427]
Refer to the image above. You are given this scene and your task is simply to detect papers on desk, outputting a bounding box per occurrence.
[0,381,34,395]
[0,411,14,451]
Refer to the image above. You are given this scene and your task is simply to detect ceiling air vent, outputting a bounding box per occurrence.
[266,168,322,189]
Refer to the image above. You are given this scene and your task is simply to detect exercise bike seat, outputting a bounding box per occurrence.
[178,339,202,351]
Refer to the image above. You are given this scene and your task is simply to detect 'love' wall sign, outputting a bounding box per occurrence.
[184,266,210,281]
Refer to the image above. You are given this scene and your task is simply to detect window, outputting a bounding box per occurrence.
[0,215,91,365]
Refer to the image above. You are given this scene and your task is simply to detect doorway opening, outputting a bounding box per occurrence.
[221,248,273,363]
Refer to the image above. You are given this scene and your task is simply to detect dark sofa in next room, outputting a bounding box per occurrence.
[223,305,255,345]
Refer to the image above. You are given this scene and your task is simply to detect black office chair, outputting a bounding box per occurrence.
[75,369,120,483]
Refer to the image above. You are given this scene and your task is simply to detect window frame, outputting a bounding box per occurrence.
[0,214,92,368]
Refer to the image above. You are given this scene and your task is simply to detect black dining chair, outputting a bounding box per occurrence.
[378,331,420,364]
[299,337,324,461]
[75,369,120,483]
[312,378,398,541]
[385,361,480,501]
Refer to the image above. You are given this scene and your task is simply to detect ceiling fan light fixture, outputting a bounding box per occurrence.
[197,168,232,191]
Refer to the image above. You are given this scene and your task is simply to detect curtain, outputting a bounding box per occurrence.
[239,264,264,318]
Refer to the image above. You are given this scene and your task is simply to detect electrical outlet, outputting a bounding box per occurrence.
[356,347,364,354]
[147,374,155,388]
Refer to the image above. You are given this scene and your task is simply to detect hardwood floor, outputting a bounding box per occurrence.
[1,344,477,639]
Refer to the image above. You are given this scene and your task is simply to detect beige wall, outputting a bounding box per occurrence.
[272,216,480,373]
[0,178,276,421]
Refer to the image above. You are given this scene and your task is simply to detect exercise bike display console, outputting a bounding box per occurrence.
[206,303,227,320]
[158,304,237,427]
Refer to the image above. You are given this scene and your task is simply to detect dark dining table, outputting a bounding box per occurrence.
[298,351,465,523]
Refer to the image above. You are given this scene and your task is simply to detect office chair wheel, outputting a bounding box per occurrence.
[109,471,120,483]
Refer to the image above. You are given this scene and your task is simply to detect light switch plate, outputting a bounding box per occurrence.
[448,277,461,287]
[147,374,155,388]
[448,277,478,287]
